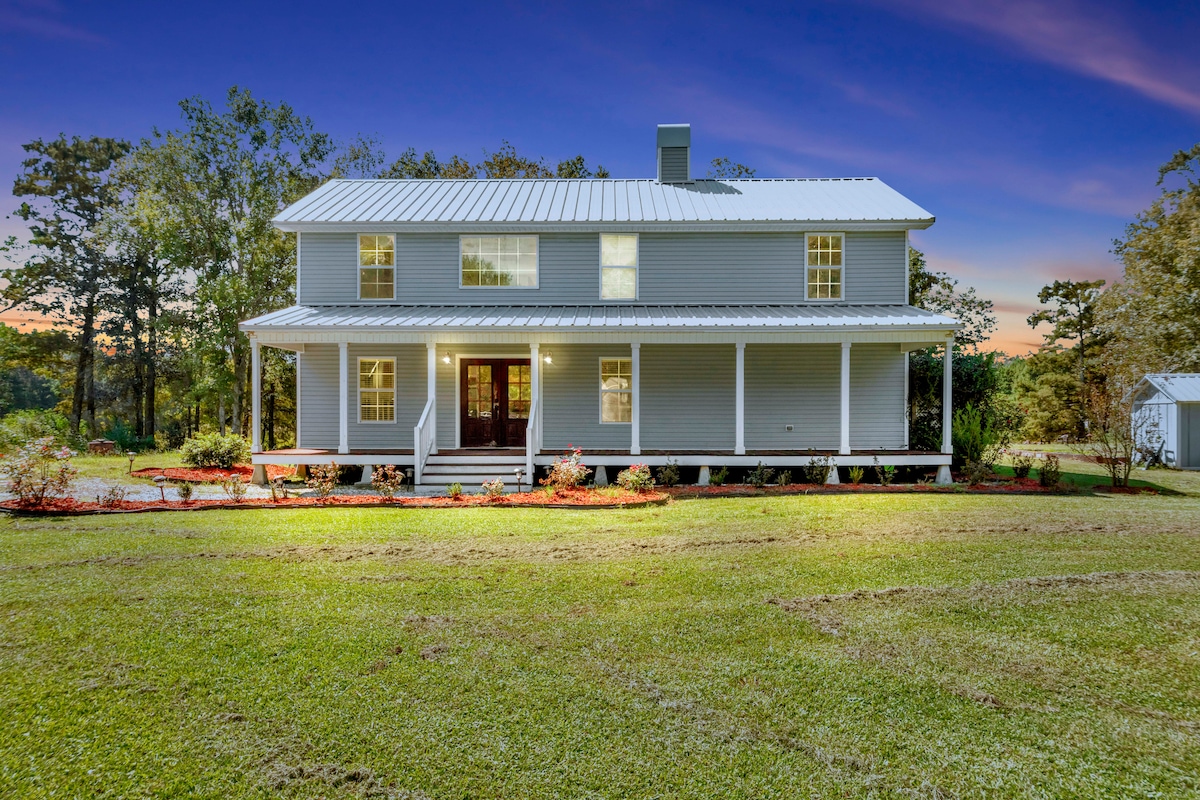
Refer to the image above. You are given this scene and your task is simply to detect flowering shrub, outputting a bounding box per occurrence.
[371,464,406,500]
[541,447,591,491]
[180,433,251,469]
[616,463,654,492]
[1,437,78,507]
[99,484,129,508]
[482,477,505,498]
[306,463,340,498]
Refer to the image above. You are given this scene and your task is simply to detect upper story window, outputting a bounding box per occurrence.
[461,236,538,287]
[359,235,395,300]
[600,234,638,300]
[359,358,395,422]
[806,233,843,300]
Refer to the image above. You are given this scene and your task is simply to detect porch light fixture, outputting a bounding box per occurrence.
[543,352,553,364]
[442,353,451,364]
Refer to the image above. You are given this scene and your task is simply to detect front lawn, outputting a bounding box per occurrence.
[1,492,1198,798]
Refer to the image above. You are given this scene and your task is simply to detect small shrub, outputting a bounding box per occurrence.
[447,482,464,499]
[802,451,832,484]
[746,461,774,489]
[1038,454,1062,488]
[180,433,251,469]
[616,463,654,492]
[655,458,680,488]
[105,421,154,453]
[99,485,128,508]
[371,464,406,500]
[0,437,77,507]
[964,459,992,486]
[174,480,194,502]
[219,476,247,502]
[306,463,339,498]
[708,466,728,486]
[847,465,865,484]
[872,457,895,487]
[541,447,590,491]
[776,469,793,486]
[1011,453,1034,479]
[482,477,505,498]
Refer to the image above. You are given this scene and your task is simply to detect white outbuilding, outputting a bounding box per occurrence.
[1130,374,1200,469]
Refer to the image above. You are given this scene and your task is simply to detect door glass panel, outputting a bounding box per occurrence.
[508,364,531,419]
[467,365,492,418]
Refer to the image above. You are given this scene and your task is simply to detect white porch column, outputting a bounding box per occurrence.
[529,343,539,477]
[426,342,437,454]
[250,338,262,453]
[338,341,349,455]
[936,335,954,484]
[839,341,851,456]
[630,342,641,456]
[735,342,746,455]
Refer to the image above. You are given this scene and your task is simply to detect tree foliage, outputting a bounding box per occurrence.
[707,158,756,179]
[908,247,996,349]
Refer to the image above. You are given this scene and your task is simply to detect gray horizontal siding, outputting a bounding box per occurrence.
[641,345,736,450]
[542,344,632,451]
[850,344,906,449]
[297,343,428,450]
[745,344,840,450]
[297,231,908,306]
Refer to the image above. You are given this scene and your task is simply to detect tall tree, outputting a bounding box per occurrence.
[3,136,130,436]
[908,247,996,349]
[1104,142,1200,379]
[707,157,756,179]
[132,87,335,436]
[1027,279,1106,388]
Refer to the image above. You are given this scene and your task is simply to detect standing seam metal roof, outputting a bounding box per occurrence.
[1136,374,1200,403]
[273,178,934,225]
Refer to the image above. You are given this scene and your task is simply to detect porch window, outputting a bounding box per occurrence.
[806,234,842,300]
[600,358,632,423]
[359,235,395,299]
[600,234,637,300]
[461,236,538,287]
[359,358,395,422]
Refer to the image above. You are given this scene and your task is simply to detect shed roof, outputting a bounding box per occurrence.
[1134,374,1200,403]
[242,303,959,333]
[273,178,934,230]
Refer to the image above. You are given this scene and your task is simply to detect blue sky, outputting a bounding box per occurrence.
[2,0,1197,353]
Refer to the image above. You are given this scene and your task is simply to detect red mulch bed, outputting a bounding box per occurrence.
[131,465,293,484]
[0,488,669,515]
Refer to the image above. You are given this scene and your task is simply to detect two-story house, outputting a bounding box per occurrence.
[240,124,960,486]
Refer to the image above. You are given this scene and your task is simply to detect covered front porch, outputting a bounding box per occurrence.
[240,304,961,485]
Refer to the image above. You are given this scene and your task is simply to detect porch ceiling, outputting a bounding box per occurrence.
[241,303,960,346]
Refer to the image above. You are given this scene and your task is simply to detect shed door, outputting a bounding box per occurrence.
[1186,404,1200,468]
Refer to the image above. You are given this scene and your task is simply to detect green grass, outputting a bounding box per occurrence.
[72,451,188,484]
[2,492,1199,798]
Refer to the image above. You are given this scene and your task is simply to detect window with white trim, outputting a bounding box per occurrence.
[359,358,395,422]
[806,233,843,300]
[600,358,632,423]
[600,234,637,300]
[359,235,395,299]
[461,236,538,287]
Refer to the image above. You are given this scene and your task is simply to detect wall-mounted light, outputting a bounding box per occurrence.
[442,353,451,364]
[543,352,553,365]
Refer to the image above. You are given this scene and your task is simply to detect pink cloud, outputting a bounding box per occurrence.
[0,0,106,44]
[877,0,1200,116]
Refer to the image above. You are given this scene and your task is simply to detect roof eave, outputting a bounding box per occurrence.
[271,218,936,233]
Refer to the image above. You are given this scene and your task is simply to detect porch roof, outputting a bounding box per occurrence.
[242,303,959,336]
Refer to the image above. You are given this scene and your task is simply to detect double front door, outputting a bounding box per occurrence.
[461,359,531,447]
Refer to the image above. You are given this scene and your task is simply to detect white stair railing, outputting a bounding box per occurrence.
[525,394,540,485]
[413,397,436,485]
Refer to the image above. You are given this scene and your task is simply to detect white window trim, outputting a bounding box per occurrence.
[599,233,639,302]
[357,356,397,424]
[805,231,845,302]
[598,356,633,425]
[458,235,540,290]
[357,234,396,301]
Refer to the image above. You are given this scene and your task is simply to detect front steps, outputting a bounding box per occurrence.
[420,452,531,490]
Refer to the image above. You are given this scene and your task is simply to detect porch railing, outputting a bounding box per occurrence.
[413,397,436,485]
[525,394,540,483]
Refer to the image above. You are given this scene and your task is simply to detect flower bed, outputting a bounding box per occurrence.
[130,465,292,484]
[0,488,669,515]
